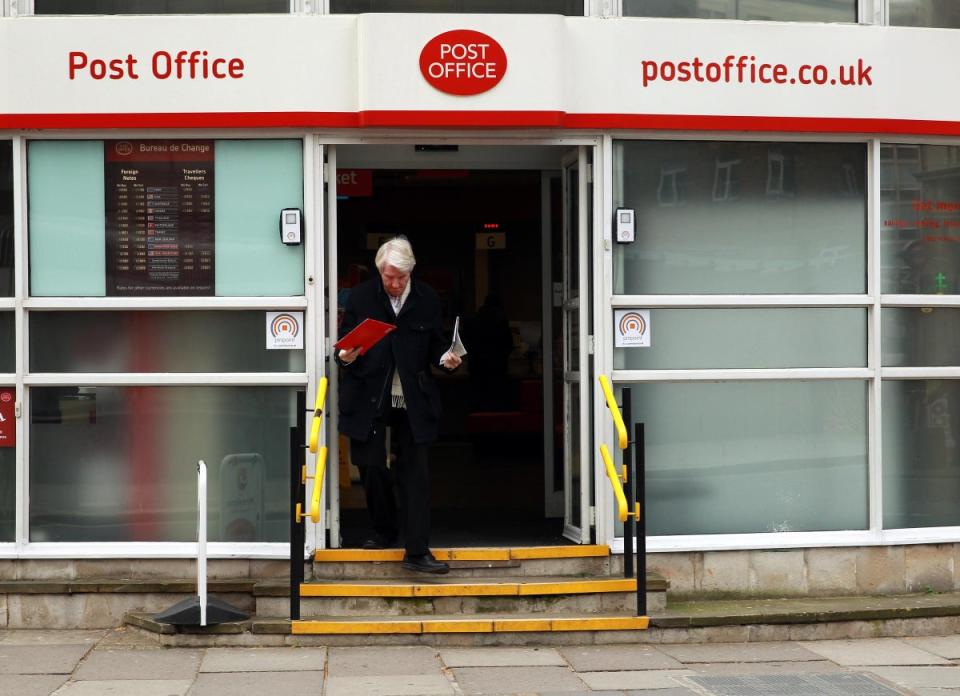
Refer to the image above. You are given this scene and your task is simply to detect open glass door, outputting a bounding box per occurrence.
[561,147,591,543]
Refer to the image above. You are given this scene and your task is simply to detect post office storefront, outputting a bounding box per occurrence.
[3,12,960,591]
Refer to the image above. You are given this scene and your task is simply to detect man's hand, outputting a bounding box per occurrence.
[339,347,361,364]
[440,352,462,370]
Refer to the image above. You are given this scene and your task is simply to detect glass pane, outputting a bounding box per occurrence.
[30,386,297,542]
[0,142,12,298]
[0,447,12,542]
[890,0,960,28]
[628,380,868,535]
[31,312,305,372]
[883,308,960,367]
[331,0,583,13]
[613,141,867,294]
[28,141,106,296]
[623,0,856,22]
[0,313,14,374]
[568,383,580,528]
[566,166,579,298]
[880,144,960,294]
[883,380,960,528]
[28,139,305,297]
[35,0,288,13]
[615,308,866,370]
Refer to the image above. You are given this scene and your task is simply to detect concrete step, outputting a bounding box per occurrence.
[255,575,667,617]
[311,545,615,579]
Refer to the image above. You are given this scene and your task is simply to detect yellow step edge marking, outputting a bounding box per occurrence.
[299,584,414,598]
[313,545,610,563]
[517,579,636,596]
[509,545,609,560]
[291,620,421,634]
[412,583,518,597]
[422,619,494,633]
[492,618,553,632]
[549,616,650,631]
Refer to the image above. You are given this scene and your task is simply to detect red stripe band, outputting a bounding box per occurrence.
[3,111,960,136]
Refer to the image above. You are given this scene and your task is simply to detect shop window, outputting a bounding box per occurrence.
[33,0,289,14]
[28,139,304,297]
[614,308,866,370]
[883,380,960,528]
[31,311,305,373]
[889,0,960,28]
[880,143,960,295]
[622,0,856,22]
[330,0,584,13]
[0,141,13,298]
[613,140,867,294]
[627,380,868,535]
[29,386,297,542]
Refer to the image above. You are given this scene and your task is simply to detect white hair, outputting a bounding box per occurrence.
[375,236,416,274]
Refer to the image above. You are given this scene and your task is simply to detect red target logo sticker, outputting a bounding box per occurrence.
[614,310,651,348]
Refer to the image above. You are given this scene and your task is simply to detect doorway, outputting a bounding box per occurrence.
[325,143,593,548]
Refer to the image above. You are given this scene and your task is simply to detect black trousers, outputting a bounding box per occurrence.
[350,408,431,556]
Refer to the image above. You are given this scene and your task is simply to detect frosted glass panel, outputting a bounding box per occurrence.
[883,380,960,529]
[880,144,960,294]
[890,0,960,27]
[35,0,288,12]
[613,140,866,294]
[623,0,855,21]
[28,141,106,296]
[883,308,960,367]
[615,308,865,370]
[331,0,583,12]
[628,381,868,535]
[31,312,304,373]
[30,386,297,542]
[215,140,304,296]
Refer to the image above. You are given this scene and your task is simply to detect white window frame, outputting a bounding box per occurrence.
[2,130,323,560]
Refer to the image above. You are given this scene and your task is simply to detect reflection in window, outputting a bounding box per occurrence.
[884,380,960,528]
[881,144,960,294]
[657,165,687,206]
[613,140,866,294]
[890,0,960,28]
[34,0,288,13]
[622,0,856,22]
[331,0,583,12]
[30,386,297,542]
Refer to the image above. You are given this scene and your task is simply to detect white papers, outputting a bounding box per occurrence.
[450,316,468,357]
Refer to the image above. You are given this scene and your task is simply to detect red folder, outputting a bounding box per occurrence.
[334,318,396,355]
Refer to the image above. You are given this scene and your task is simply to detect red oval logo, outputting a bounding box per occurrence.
[419,29,507,96]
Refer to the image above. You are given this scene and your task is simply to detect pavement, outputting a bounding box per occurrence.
[5,629,960,695]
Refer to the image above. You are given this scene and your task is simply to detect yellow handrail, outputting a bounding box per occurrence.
[598,375,628,450]
[600,444,629,523]
[308,376,329,454]
[309,446,327,523]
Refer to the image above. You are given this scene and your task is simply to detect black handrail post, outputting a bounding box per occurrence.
[289,390,307,621]
[634,421,647,616]
[621,387,634,580]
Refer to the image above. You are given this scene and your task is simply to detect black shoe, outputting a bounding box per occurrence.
[362,534,397,550]
[402,552,450,574]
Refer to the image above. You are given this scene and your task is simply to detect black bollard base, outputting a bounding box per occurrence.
[154,596,249,626]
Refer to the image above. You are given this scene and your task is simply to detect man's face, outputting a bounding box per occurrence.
[380,264,410,299]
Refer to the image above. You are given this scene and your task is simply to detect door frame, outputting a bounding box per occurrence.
[315,134,607,549]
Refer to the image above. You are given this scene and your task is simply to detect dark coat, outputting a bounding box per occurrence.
[336,276,450,444]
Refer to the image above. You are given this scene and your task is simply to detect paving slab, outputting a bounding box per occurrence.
[688,673,906,696]
[0,630,106,645]
[73,648,202,681]
[914,689,960,695]
[328,646,442,676]
[578,670,694,690]
[51,681,192,696]
[906,637,960,659]
[865,666,960,689]
[200,646,326,672]
[801,638,953,666]
[559,645,682,671]
[687,661,848,676]
[0,644,91,674]
[439,647,566,667]
[325,674,455,696]
[453,666,587,693]
[0,675,68,696]
[658,641,823,663]
[188,671,326,696]
[624,690,701,696]
[96,628,162,649]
